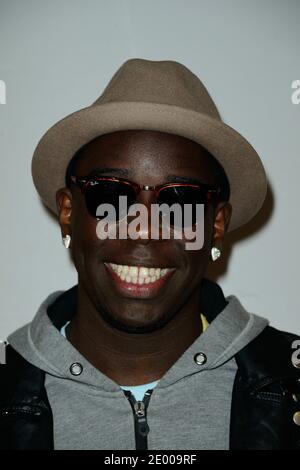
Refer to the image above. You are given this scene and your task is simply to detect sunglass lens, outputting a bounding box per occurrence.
[85,180,136,220]
[157,186,208,228]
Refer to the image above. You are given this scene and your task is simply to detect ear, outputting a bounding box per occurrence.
[212,201,232,250]
[56,188,72,238]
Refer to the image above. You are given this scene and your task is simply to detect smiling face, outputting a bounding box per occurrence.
[57,130,232,333]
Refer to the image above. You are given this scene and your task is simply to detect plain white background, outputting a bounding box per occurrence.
[0,0,299,337]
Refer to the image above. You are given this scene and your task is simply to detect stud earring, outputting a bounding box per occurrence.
[211,246,221,262]
[62,234,71,249]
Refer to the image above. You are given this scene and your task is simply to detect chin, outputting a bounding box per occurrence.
[100,308,169,334]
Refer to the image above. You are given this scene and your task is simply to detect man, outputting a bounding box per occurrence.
[1,59,299,450]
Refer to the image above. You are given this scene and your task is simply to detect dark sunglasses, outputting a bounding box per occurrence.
[70,175,221,228]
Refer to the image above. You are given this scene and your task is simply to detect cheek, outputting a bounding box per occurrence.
[177,209,215,283]
[70,204,105,273]
[180,207,214,251]
[70,194,101,246]
[73,217,99,248]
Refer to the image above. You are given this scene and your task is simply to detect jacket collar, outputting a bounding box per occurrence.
[46,280,299,390]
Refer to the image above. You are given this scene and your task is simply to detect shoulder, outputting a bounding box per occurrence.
[0,345,44,404]
[235,325,300,385]
[231,326,300,450]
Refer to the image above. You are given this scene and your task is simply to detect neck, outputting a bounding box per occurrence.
[67,283,203,386]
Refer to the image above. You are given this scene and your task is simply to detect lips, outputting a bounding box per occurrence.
[104,262,176,299]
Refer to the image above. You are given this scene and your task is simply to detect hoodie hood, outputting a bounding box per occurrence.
[7,283,269,390]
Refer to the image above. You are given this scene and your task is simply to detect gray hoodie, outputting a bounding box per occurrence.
[8,291,268,450]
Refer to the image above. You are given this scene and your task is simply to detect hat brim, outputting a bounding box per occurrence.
[31,101,267,231]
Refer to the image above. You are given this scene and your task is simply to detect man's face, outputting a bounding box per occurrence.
[58,130,231,333]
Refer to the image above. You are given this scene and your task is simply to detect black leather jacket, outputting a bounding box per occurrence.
[0,281,300,450]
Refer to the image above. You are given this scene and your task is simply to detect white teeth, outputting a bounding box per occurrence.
[129,266,138,277]
[106,263,172,285]
[140,267,149,278]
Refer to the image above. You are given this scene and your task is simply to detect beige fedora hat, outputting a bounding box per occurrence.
[32,58,267,231]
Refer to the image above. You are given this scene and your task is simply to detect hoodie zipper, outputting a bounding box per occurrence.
[124,389,153,450]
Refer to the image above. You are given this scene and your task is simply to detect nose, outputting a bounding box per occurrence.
[127,189,163,243]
